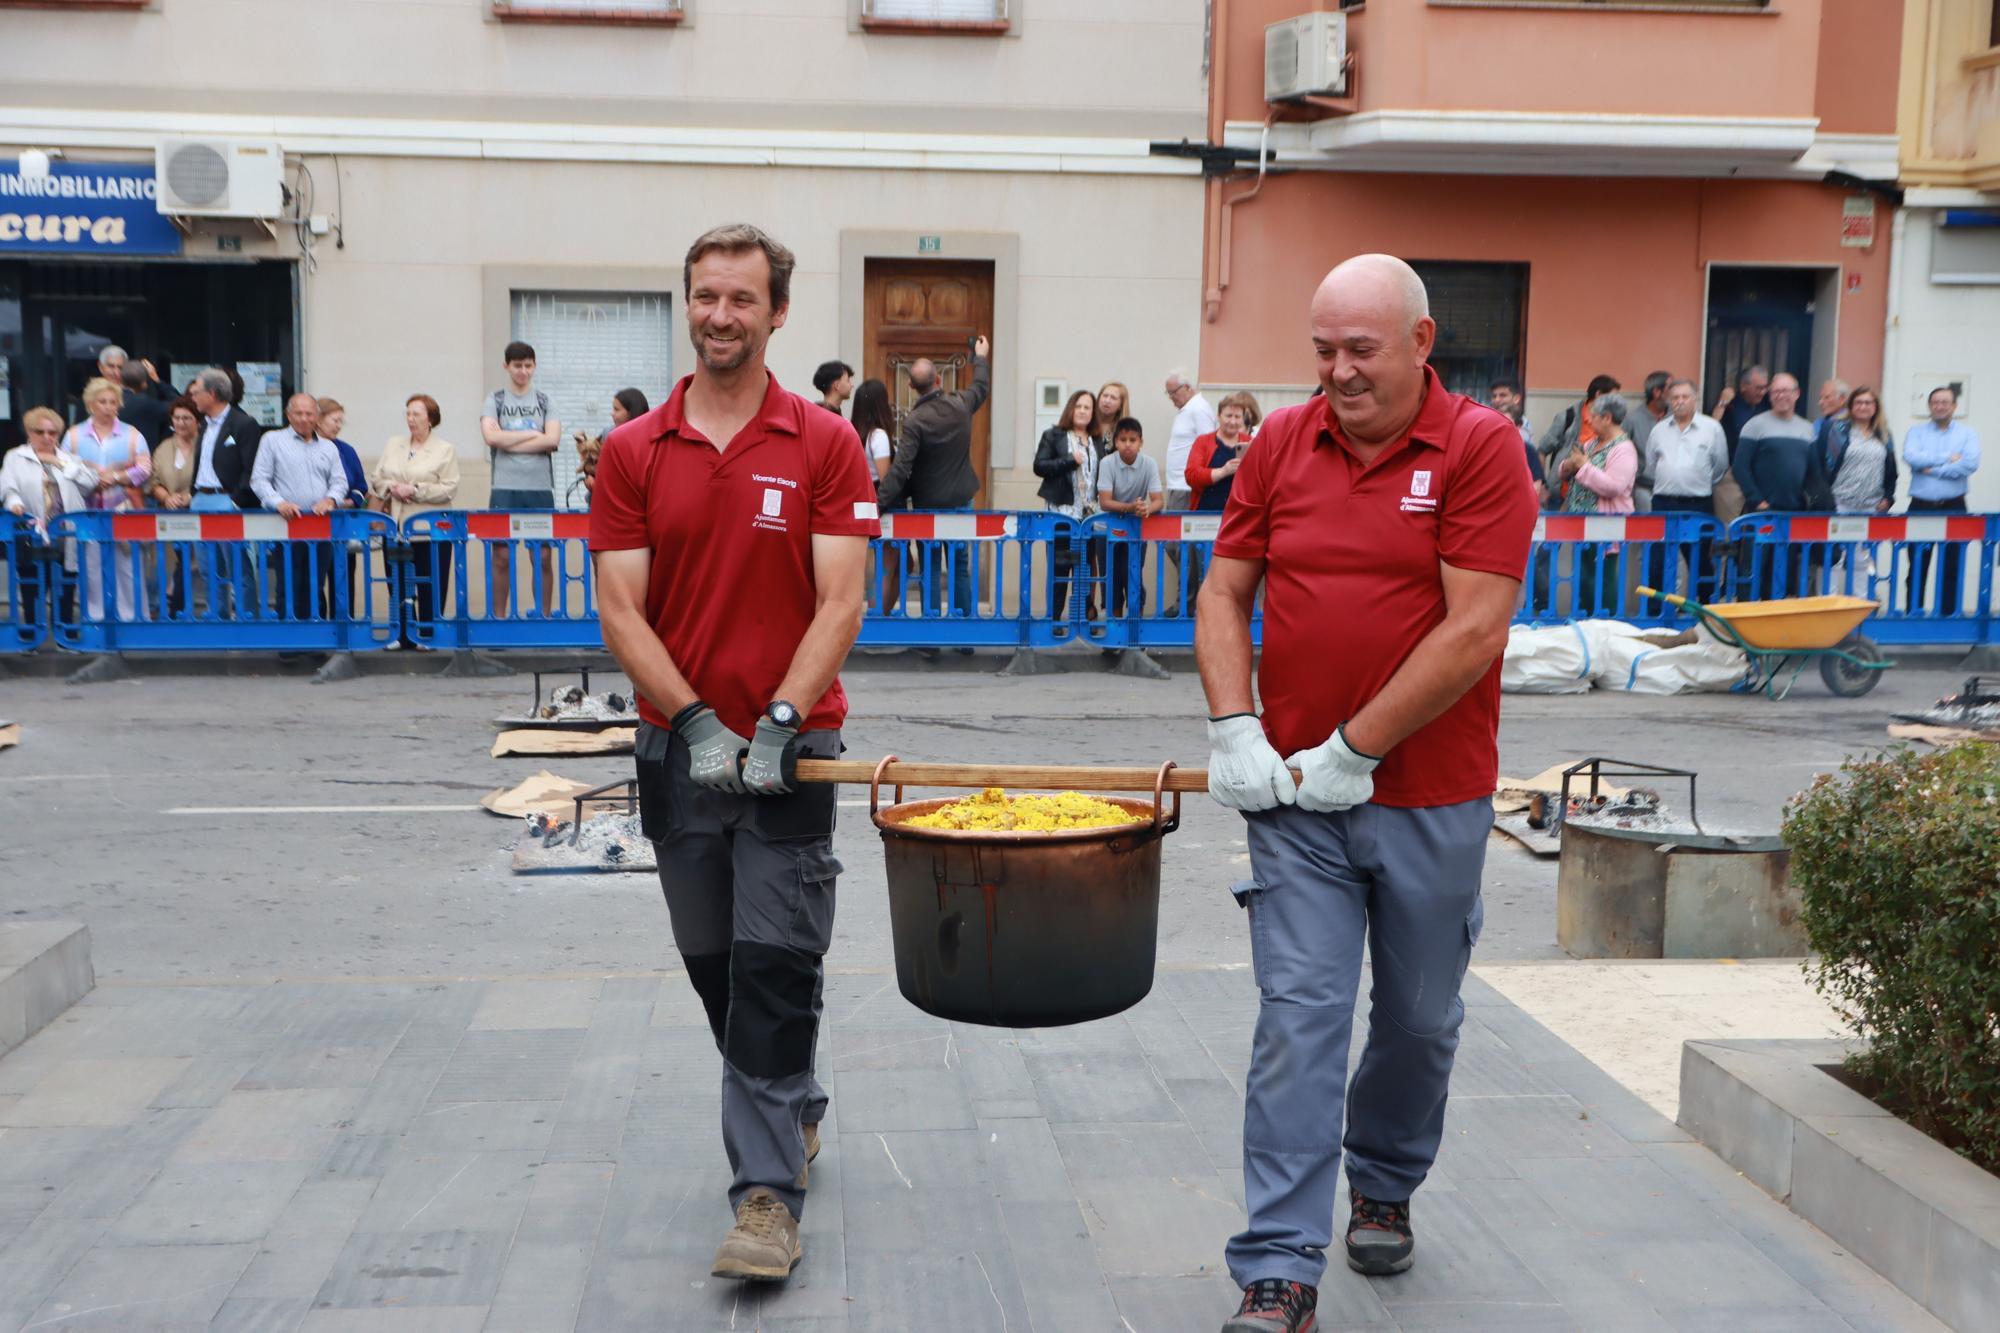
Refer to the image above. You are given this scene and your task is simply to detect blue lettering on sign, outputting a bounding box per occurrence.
[0,160,183,256]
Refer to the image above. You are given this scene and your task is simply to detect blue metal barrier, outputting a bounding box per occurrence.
[1724,511,1994,647]
[10,506,1996,654]
[1521,513,1725,627]
[50,510,400,653]
[2,512,54,653]
[861,511,1059,650]
[400,511,598,650]
[1080,512,1235,651]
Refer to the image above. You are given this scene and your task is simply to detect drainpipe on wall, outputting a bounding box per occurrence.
[1882,205,1909,504]
[1208,117,1273,324]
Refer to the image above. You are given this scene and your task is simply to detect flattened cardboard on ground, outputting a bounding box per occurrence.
[480,770,634,821]
[491,726,635,758]
[1493,761,1630,815]
[1888,722,2000,746]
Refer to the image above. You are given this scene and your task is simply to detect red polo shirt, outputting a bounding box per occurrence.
[587,373,882,737]
[1213,366,1536,807]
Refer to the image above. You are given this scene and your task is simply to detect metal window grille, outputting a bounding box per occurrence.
[1409,261,1529,401]
[862,0,1008,20]
[508,290,674,509]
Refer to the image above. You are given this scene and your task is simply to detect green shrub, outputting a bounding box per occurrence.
[1786,742,2000,1174]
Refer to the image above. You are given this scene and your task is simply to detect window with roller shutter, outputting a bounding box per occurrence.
[861,0,1009,34]
[508,290,674,510]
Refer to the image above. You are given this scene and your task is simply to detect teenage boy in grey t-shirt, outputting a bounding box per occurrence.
[1096,416,1165,617]
[480,340,562,616]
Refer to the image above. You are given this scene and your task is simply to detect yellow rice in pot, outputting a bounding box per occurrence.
[902,787,1140,832]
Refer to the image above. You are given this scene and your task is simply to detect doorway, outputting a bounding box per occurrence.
[1703,266,1839,410]
[862,258,996,507]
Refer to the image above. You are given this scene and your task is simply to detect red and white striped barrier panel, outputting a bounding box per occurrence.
[1530,515,1670,543]
[108,513,337,541]
[880,514,1017,541]
[1138,514,1224,543]
[463,513,593,542]
[1778,514,1986,543]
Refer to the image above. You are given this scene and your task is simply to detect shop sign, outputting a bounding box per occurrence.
[1840,196,1876,249]
[0,159,184,256]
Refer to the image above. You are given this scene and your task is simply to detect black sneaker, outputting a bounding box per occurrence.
[1345,1191,1414,1275]
[1221,1279,1317,1332]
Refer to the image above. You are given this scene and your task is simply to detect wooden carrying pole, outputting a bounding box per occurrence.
[794,758,1223,794]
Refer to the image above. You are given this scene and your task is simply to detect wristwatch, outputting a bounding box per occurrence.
[765,700,801,729]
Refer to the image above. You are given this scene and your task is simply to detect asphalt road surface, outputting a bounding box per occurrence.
[0,656,1964,983]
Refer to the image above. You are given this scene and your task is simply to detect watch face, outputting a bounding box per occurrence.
[770,702,799,727]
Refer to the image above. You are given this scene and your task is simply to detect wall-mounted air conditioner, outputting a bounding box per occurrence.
[154,139,284,219]
[1265,12,1348,102]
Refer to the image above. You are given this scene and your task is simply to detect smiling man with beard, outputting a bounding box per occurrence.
[1197,254,1537,1333]
[588,223,881,1283]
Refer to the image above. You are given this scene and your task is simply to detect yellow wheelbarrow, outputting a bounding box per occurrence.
[1636,588,1893,700]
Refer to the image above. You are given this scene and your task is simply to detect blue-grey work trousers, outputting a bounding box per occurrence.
[1225,798,1491,1288]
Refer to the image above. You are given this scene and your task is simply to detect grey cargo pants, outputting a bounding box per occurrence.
[635,722,842,1219]
[1225,798,1491,1288]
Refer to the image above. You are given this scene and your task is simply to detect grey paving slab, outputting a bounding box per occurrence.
[210,1294,314,1332]
[351,1149,540,1236]
[831,1067,977,1132]
[108,1159,311,1245]
[23,1239,256,1331]
[313,1228,513,1309]
[398,1098,559,1154]
[426,1027,584,1103]
[298,1307,490,1332]
[229,1178,381,1302]
[171,1086,362,1164]
[1,1055,191,1127]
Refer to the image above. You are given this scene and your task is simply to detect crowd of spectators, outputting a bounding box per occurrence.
[0,340,647,640]
[5,337,1987,632]
[1495,363,1982,611]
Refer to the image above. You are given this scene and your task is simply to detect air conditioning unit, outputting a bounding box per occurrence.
[154,139,285,218]
[1265,12,1348,102]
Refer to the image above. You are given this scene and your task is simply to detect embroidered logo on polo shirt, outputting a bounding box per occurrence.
[1400,469,1439,513]
[753,486,790,533]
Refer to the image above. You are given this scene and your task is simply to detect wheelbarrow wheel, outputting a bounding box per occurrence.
[1820,636,1884,697]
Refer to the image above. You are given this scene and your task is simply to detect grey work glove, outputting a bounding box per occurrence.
[740,715,800,796]
[1286,725,1382,814]
[678,705,751,794]
[1206,714,1297,813]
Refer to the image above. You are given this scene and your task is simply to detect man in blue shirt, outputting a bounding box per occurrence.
[1903,385,1981,616]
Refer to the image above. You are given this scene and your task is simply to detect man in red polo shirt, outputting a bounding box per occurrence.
[1198,254,1536,1333]
[589,223,880,1284]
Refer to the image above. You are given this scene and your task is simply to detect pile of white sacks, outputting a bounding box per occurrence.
[1501,620,1748,695]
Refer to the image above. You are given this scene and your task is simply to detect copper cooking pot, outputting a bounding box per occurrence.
[868,757,1180,1027]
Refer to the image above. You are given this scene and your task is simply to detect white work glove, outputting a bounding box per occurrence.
[1206,714,1297,812]
[1286,725,1382,814]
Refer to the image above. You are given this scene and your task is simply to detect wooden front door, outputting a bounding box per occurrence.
[863,259,996,508]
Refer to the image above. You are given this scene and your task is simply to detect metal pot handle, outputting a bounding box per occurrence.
[1152,760,1181,838]
[869,754,903,820]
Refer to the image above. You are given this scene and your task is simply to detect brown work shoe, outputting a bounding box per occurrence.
[711,1188,801,1281]
[795,1122,822,1191]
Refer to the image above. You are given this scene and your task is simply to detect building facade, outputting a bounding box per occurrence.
[1893,0,2000,511]
[0,0,1209,508]
[1200,0,1907,442]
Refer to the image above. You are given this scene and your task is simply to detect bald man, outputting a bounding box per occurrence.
[250,392,346,618]
[876,336,991,628]
[1199,255,1537,1333]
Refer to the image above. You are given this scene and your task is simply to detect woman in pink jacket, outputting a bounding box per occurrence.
[1556,394,1637,616]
